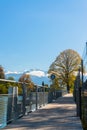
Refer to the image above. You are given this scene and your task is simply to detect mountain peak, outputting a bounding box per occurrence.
[29,70,45,77]
[5,69,50,85]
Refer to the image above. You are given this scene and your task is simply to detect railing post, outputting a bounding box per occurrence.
[36,85,38,110]
[42,82,45,106]
[81,59,83,88]
[76,67,82,119]
[7,87,13,122]
[8,86,18,120]
[22,83,27,115]
[80,59,83,119]
[43,86,45,106]
[13,87,18,119]
[79,86,82,119]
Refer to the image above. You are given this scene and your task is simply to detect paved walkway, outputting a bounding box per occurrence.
[3,94,83,130]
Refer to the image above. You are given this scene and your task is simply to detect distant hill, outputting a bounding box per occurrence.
[5,70,51,86]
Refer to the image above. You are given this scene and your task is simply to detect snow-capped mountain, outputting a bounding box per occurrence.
[5,69,50,86]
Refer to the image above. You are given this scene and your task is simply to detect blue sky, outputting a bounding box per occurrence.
[0,0,87,71]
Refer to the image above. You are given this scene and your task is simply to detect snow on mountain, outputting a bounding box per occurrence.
[5,71,22,75]
[5,70,50,86]
[26,70,45,77]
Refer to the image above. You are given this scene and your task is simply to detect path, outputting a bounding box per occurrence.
[3,94,83,130]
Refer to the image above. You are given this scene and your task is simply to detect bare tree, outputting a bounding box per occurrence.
[49,49,81,93]
[19,73,34,90]
[0,65,5,79]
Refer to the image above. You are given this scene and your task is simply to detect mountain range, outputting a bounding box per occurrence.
[5,69,51,86]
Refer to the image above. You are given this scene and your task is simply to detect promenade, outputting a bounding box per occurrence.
[3,94,83,130]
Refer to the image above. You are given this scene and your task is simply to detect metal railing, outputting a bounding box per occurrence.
[74,42,87,130]
[0,79,65,128]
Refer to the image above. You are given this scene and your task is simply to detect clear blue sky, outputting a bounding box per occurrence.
[0,0,87,71]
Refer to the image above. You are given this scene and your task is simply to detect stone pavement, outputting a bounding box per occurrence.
[3,94,83,130]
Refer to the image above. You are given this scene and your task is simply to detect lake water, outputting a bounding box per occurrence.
[0,93,48,128]
[0,96,8,128]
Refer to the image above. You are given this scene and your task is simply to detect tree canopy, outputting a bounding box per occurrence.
[0,65,5,79]
[18,73,34,91]
[7,76,15,80]
[48,49,81,93]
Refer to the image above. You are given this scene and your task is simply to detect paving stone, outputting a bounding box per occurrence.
[3,94,83,130]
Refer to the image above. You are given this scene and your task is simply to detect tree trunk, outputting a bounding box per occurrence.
[67,85,70,93]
